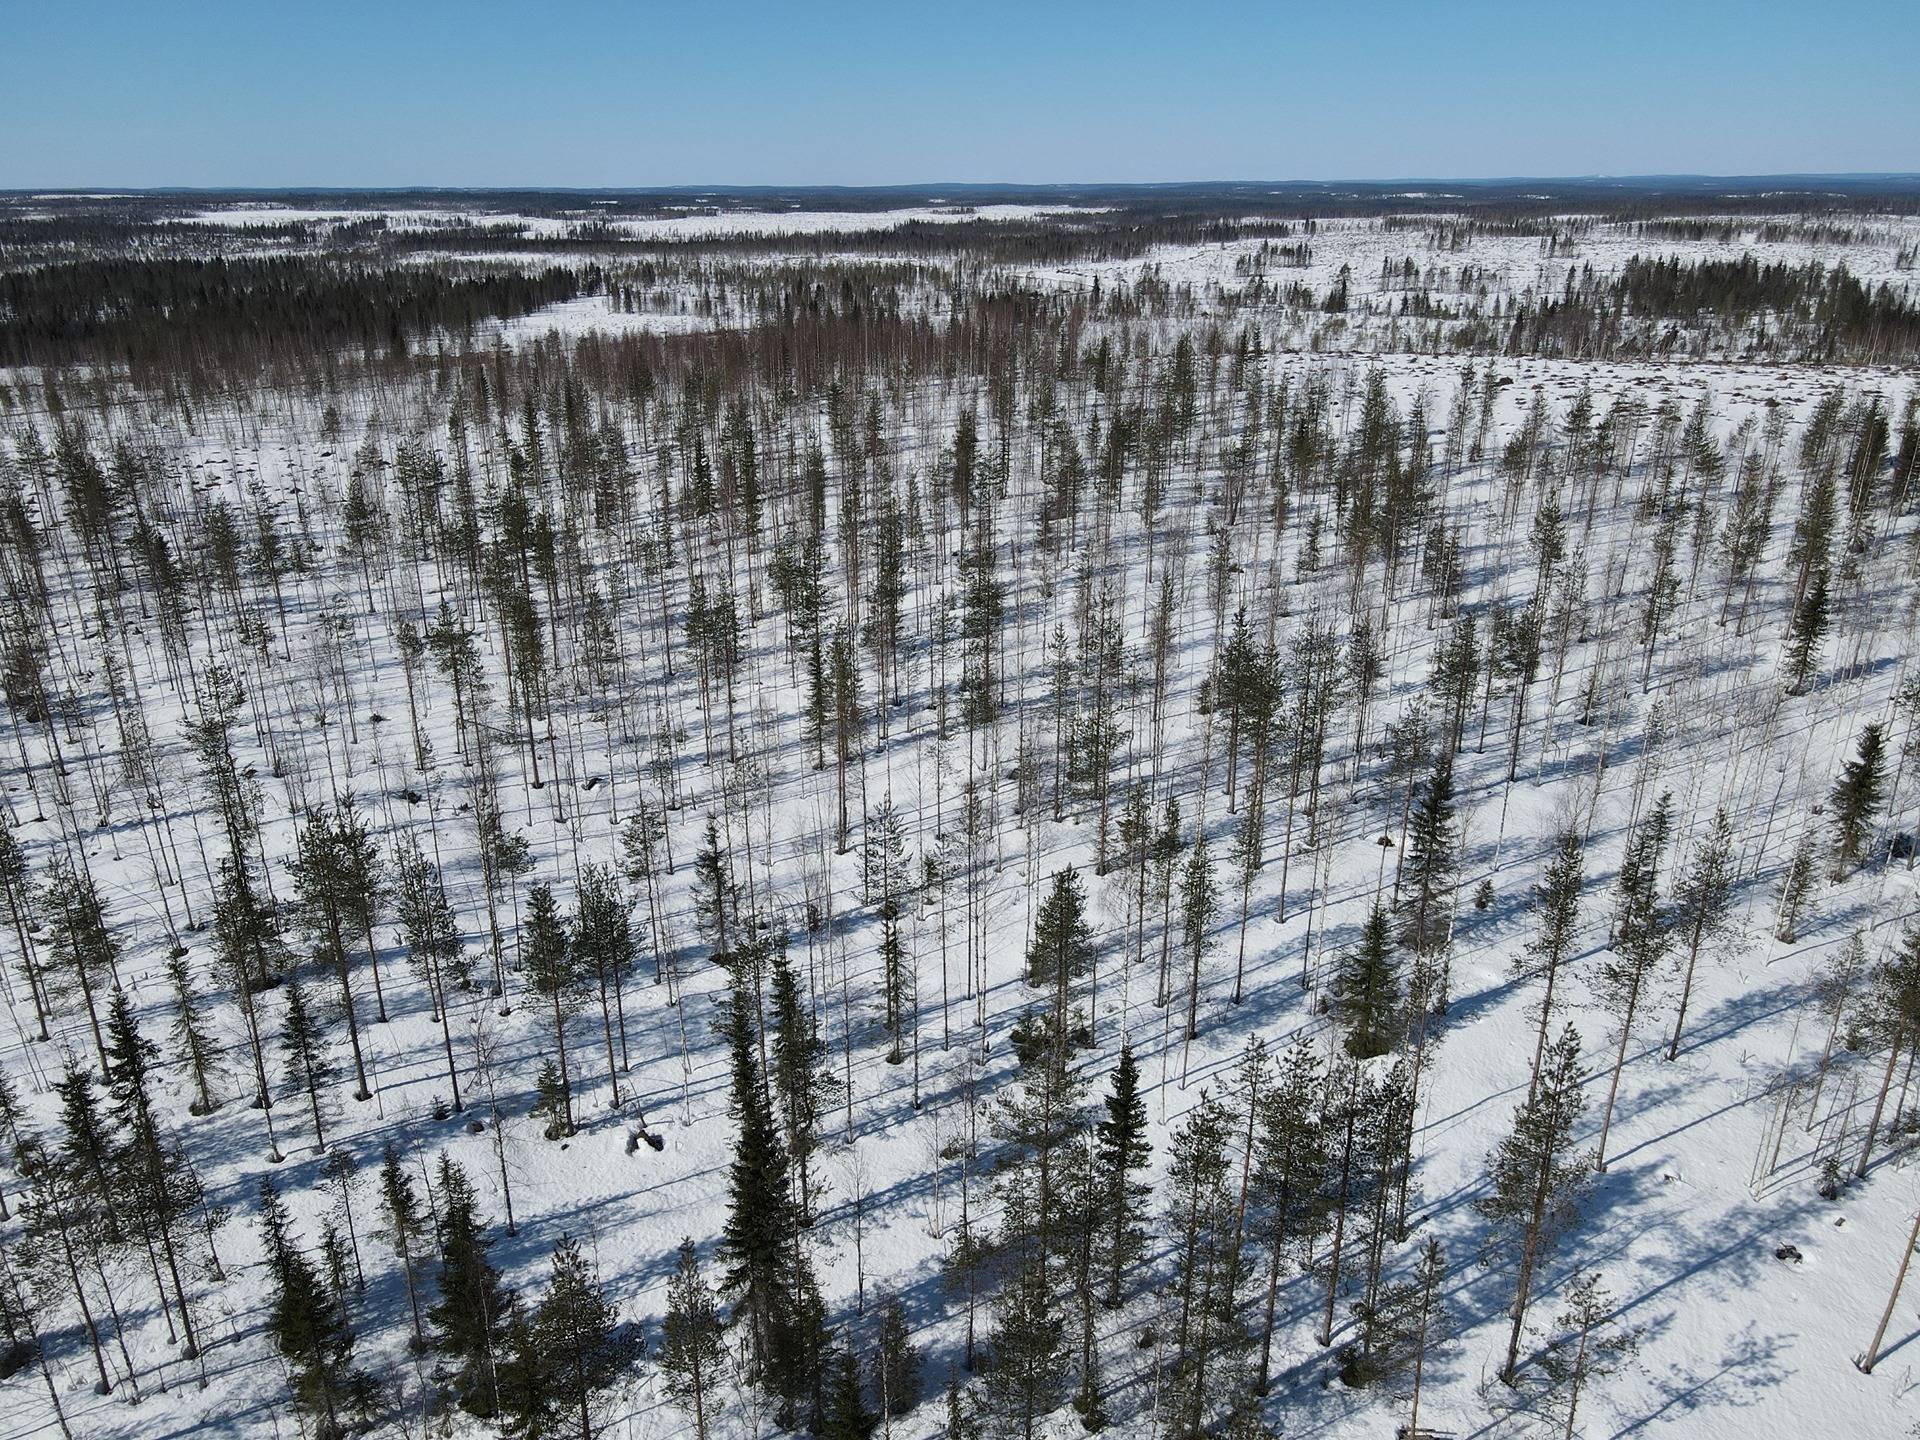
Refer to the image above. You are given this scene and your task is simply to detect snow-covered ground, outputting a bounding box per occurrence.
[181,202,1113,239]
[0,207,1918,1440]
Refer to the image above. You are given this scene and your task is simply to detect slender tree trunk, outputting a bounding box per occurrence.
[1860,1198,1920,1372]
[1857,1038,1903,1180]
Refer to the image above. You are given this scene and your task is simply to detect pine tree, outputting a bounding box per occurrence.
[1531,1272,1640,1437]
[211,853,284,1131]
[1341,1266,1426,1389]
[323,1146,366,1292]
[1094,1043,1151,1307]
[392,836,467,1110]
[1332,901,1400,1058]
[1596,793,1671,1169]
[290,804,373,1099]
[1180,838,1218,1042]
[1774,828,1820,943]
[39,861,117,1073]
[1152,798,1185,1006]
[864,799,915,1060]
[518,1233,634,1440]
[1855,923,1920,1179]
[1666,808,1738,1060]
[659,1238,725,1440]
[1026,867,1095,989]
[1830,721,1888,875]
[982,1257,1068,1440]
[0,823,49,1044]
[1163,1090,1244,1438]
[258,1176,361,1437]
[328,795,389,1023]
[1061,1131,1109,1432]
[429,1155,517,1417]
[1478,1025,1594,1385]
[1251,1042,1331,1395]
[945,1368,984,1440]
[829,623,865,845]
[1403,1239,1449,1439]
[1517,829,1583,1096]
[573,863,634,1107]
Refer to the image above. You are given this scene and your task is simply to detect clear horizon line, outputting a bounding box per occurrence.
[9,170,1920,197]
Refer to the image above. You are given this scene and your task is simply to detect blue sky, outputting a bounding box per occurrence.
[3,1,1914,187]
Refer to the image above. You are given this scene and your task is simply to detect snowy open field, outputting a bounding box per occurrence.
[0,194,1918,1440]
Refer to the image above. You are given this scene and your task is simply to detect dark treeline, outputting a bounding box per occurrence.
[1495,253,1920,362]
[0,257,588,369]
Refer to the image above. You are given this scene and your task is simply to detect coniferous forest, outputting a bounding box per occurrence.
[1,184,1919,1439]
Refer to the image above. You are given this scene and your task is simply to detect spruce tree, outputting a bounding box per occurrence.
[719,984,823,1418]
[164,953,222,1115]
[280,975,334,1151]
[1332,901,1400,1058]
[377,1141,428,1350]
[691,817,737,965]
[522,883,580,1137]
[258,1176,361,1437]
[872,1293,921,1420]
[1398,754,1456,954]
[50,1058,143,1393]
[769,949,836,1222]
[102,987,202,1358]
[430,1155,517,1417]
[1782,564,1830,693]
[1830,721,1888,875]
[822,1341,877,1440]
[1094,1043,1150,1307]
